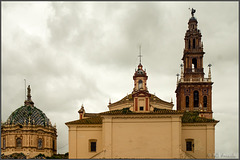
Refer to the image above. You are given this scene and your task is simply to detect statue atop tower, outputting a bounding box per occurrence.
[190,8,196,17]
[24,85,34,107]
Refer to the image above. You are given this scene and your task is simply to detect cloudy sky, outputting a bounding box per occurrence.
[2,1,238,158]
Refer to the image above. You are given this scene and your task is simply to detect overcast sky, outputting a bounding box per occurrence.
[2,1,238,158]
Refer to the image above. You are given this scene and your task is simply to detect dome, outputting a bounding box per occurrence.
[189,16,198,23]
[4,85,51,127]
[6,105,51,127]
[137,69,144,75]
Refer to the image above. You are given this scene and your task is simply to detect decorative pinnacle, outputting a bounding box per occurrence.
[78,104,85,113]
[180,64,184,79]
[109,98,111,104]
[176,73,180,84]
[208,64,212,80]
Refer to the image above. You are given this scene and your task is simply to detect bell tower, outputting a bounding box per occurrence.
[175,9,213,119]
[132,47,151,112]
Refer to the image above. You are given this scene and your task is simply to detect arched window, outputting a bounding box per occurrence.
[53,140,55,150]
[186,96,189,108]
[203,96,207,108]
[194,91,199,107]
[38,138,43,149]
[3,138,6,149]
[193,39,196,49]
[188,40,191,49]
[138,80,143,89]
[192,58,197,70]
[16,138,22,148]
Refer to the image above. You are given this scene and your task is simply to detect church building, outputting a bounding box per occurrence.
[1,85,57,158]
[66,9,219,159]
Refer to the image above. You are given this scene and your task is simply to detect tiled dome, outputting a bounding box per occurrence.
[6,105,51,127]
[5,85,51,127]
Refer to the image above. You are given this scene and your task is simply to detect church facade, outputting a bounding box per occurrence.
[66,10,219,159]
[1,86,57,158]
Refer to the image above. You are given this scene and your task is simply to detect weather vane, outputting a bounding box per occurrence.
[189,8,196,17]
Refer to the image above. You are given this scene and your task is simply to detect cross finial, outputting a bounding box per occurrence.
[138,45,142,64]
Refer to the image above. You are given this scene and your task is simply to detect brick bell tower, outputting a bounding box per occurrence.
[175,8,213,119]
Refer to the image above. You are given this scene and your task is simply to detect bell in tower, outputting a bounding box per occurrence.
[175,9,214,119]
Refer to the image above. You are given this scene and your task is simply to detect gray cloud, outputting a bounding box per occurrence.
[2,2,238,157]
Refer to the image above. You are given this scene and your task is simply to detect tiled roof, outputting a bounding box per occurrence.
[4,105,51,127]
[109,94,133,106]
[65,116,102,125]
[182,111,218,123]
[100,108,183,115]
[66,109,218,125]
[109,93,172,107]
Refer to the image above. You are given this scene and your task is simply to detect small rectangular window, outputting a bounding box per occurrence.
[186,139,194,151]
[186,141,192,151]
[139,106,144,111]
[91,142,96,152]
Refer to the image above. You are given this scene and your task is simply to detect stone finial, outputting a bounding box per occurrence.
[171,98,173,103]
[109,98,112,104]
[78,104,85,113]
[78,104,85,120]
[208,64,212,81]
[176,73,180,84]
[180,64,184,82]
[126,93,129,100]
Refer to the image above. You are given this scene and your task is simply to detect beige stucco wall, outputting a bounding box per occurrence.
[67,115,217,159]
[68,125,102,159]
[181,123,216,159]
[101,115,182,159]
